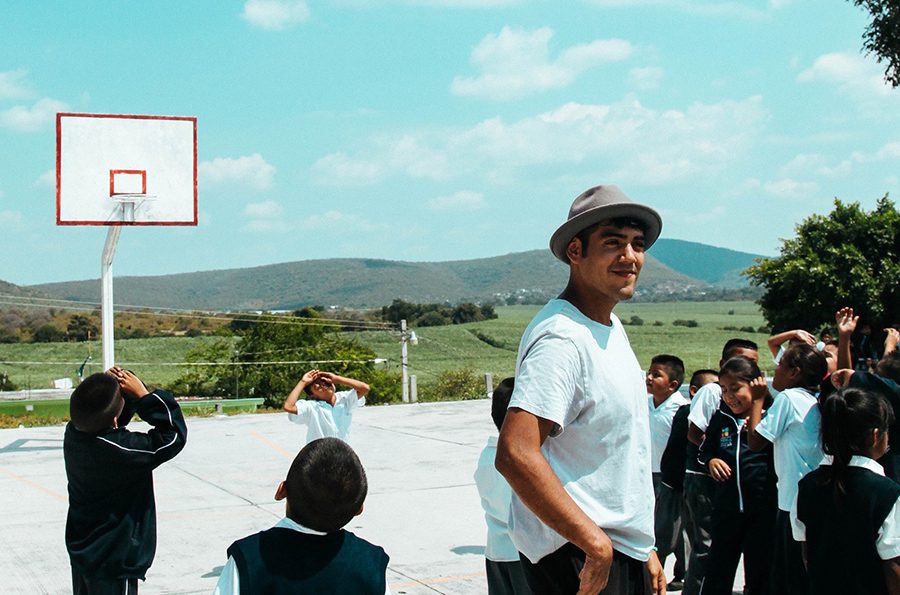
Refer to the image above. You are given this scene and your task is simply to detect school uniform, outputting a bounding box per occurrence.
[755,386,823,595]
[656,403,691,583]
[847,372,900,482]
[794,456,900,595]
[697,403,777,595]
[288,389,363,444]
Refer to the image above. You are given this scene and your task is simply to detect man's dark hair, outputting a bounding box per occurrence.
[721,338,759,360]
[650,354,685,387]
[573,217,647,260]
[689,368,718,390]
[491,377,515,431]
[876,351,900,384]
[285,437,367,533]
[69,372,122,433]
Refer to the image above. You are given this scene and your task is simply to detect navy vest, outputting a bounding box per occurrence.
[227,527,389,594]
[797,466,899,595]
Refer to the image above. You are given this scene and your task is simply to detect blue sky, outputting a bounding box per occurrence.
[1,0,898,285]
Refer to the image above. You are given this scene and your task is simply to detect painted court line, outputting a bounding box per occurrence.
[0,465,67,503]
[249,430,294,460]
[389,570,485,588]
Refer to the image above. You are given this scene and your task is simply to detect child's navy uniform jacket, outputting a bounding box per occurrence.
[698,403,776,513]
[64,390,187,580]
[848,371,900,482]
[659,404,691,491]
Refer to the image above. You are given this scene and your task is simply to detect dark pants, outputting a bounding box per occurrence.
[487,559,533,595]
[701,502,776,595]
[520,543,651,595]
[72,569,139,595]
[654,477,688,580]
[769,509,808,595]
[682,473,714,595]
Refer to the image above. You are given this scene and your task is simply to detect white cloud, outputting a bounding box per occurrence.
[628,66,663,90]
[313,95,769,187]
[244,200,283,218]
[299,210,386,232]
[243,201,287,232]
[763,178,818,199]
[451,27,633,101]
[876,142,900,160]
[34,169,55,188]
[0,210,24,228]
[427,190,486,211]
[584,0,769,19]
[798,52,894,111]
[0,69,33,100]
[779,153,853,179]
[241,0,309,30]
[199,154,275,191]
[0,98,69,132]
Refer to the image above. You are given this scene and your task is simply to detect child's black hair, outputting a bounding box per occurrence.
[650,354,685,387]
[491,377,515,432]
[719,356,763,383]
[721,338,758,360]
[820,387,893,505]
[876,351,900,384]
[689,369,718,390]
[69,372,122,433]
[781,343,828,393]
[285,437,367,533]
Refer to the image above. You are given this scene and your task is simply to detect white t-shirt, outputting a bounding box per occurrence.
[473,435,519,562]
[790,456,900,559]
[687,382,722,433]
[649,392,690,473]
[507,299,655,563]
[756,387,824,511]
[288,389,363,444]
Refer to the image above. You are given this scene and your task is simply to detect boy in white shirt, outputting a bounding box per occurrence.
[647,354,689,589]
[283,369,370,444]
[474,378,532,594]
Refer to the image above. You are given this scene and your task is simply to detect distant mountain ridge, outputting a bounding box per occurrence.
[25,240,764,311]
[650,239,763,287]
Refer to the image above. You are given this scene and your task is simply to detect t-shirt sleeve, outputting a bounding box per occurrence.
[687,384,720,432]
[756,390,793,443]
[339,389,363,411]
[877,495,900,560]
[509,333,581,433]
[287,400,313,424]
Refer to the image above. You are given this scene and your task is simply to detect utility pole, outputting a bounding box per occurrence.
[401,319,409,403]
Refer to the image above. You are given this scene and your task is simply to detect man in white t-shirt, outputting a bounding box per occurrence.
[283,369,370,444]
[496,185,666,595]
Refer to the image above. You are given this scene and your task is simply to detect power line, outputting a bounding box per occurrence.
[0,358,391,367]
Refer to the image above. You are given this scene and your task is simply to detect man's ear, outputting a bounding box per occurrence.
[355,503,364,517]
[275,481,287,501]
[566,238,581,263]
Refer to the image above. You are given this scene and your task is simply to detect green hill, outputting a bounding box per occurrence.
[650,239,763,287]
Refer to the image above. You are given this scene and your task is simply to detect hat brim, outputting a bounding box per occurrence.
[549,203,662,263]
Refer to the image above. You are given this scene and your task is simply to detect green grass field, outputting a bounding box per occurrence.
[0,301,771,402]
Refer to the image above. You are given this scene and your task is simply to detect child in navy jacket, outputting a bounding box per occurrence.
[698,357,777,595]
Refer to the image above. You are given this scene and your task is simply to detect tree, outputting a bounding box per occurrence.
[850,0,900,87]
[32,324,66,343]
[67,315,98,342]
[746,196,900,331]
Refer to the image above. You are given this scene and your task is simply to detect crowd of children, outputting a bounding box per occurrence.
[61,304,900,594]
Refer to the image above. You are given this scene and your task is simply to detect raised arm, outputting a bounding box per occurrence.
[767,329,815,358]
[746,376,771,451]
[284,369,318,414]
[496,407,615,594]
[836,307,858,371]
[320,371,370,398]
[885,328,899,357]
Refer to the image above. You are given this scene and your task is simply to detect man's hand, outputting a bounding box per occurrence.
[577,534,614,595]
[885,328,899,355]
[709,458,732,482]
[646,550,667,595]
[749,376,769,401]
[107,367,148,398]
[836,307,859,337]
[301,369,319,384]
[831,368,855,388]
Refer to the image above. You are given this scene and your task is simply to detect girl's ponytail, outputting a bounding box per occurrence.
[820,387,893,506]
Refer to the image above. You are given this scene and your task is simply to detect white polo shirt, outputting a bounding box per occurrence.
[288,389,363,444]
[756,387,824,511]
[687,382,722,432]
[649,392,691,473]
[473,435,519,562]
[508,299,655,563]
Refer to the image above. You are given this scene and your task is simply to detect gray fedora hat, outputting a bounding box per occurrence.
[549,185,662,263]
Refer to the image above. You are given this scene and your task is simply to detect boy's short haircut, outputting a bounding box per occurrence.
[69,372,122,434]
[721,338,758,360]
[689,368,718,389]
[491,377,515,432]
[286,437,367,533]
[876,351,900,384]
[650,354,685,387]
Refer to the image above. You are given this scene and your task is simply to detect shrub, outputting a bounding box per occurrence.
[629,315,644,326]
[653,320,664,326]
[740,326,757,333]
[425,367,486,402]
[673,319,699,328]
[32,324,66,343]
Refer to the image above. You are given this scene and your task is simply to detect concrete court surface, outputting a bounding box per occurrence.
[0,399,738,594]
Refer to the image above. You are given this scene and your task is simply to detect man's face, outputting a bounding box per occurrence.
[308,377,335,401]
[569,224,645,305]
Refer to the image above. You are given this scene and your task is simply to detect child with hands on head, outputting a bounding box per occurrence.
[698,357,776,594]
[283,369,370,445]
[793,388,900,595]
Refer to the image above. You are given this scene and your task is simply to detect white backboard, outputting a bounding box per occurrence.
[57,113,197,225]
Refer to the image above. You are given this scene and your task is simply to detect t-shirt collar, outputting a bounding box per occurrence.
[275,516,328,535]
